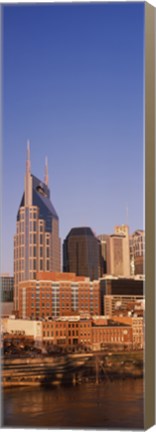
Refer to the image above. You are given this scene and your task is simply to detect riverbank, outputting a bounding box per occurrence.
[1,351,143,388]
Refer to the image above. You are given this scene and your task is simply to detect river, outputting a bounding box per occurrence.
[2,379,144,429]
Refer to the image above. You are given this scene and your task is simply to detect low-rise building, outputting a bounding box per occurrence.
[1,317,42,341]
[2,314,142,350]
[42,317,92,347]
[111,316,144,349]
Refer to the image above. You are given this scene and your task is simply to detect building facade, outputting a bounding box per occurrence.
[63,227,102,280]
[98,225,130,277]
[2,315,135,350]
[129,230,145,275]
[112,316,144,349]
[0,274,14,302]
[104,294,144,317]
[14,143,60,311]
[1,317,42,340]
[100,276,144,318]
[97,234,109,274]
[18,272,100,319]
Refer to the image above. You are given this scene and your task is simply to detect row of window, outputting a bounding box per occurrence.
[42,330,90,338]
[93,335,125,342]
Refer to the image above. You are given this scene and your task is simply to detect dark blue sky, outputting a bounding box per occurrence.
[2,3,144,274]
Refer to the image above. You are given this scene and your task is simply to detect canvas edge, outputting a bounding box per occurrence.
[145,1,156,430]
[0,3,2,429]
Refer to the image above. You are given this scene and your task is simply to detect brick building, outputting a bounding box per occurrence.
[112,316,144,349]
[18,272,100,319]
[2,315,142,350]
[41,316,133,350]
[42,317,92,347]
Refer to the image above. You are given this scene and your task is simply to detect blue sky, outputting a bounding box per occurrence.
[2,3,144,274]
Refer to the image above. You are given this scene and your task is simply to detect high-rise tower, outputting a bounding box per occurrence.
[14,142,60,311]
[63,227,102,280]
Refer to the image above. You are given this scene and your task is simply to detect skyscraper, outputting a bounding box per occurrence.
[14,142,60,311]
[63,227,102,280]
[98,225,130,277]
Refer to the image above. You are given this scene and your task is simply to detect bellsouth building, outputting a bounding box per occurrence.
[14,142,60,311]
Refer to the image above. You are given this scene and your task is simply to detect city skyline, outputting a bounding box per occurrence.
[2,3,144,274]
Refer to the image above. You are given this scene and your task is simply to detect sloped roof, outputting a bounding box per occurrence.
[17,174,58,231]
[66,227,95,238]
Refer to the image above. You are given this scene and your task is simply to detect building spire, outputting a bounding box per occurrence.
[26,139,31,175]
[24,139,32,206]
[44,156,49,186]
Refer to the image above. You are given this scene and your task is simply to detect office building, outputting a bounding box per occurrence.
[100,276,144,317]
[63,227,102,280]
[98,225,130,277]
[97,234,109,274]
[129,230,145,275]
[14,143,60,311]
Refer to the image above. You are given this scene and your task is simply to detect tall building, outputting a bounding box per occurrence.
[129,230,145,275]
[113,225,130,276]
[97,234,109,274]
[63,227,102,280]
[14,143,60,311]
[98,225,130,277]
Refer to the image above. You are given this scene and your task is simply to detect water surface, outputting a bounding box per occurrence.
[3,379,144,429]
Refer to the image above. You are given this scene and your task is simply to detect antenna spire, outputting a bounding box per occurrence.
[26,139,31,175]
[44,156,49,186]
[25,139,32,206]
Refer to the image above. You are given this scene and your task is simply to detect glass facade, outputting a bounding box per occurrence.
[0,276,14,302]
